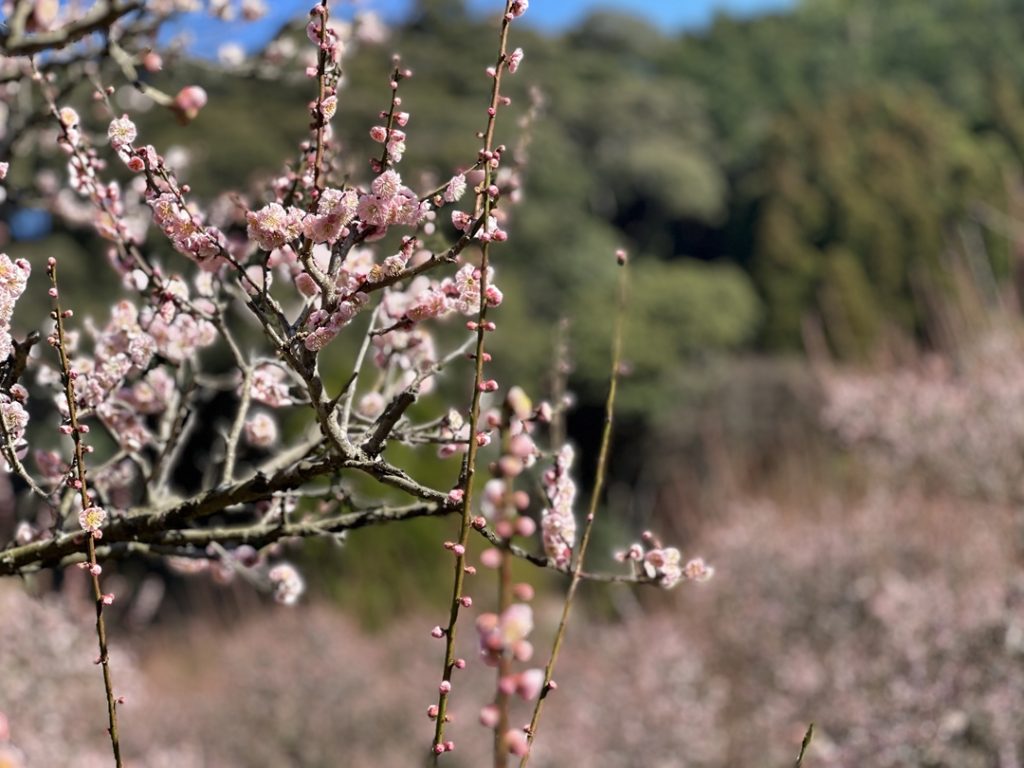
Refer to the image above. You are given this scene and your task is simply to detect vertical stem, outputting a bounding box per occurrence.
[311,0,330,193]
[430,3,518,760]
[795,723,814,767]
[519,257,629,766]
[48,261,123,767]
[493,423,514,767]
[550,318,570,452]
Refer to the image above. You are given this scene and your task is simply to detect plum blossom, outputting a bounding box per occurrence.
[540,445,577,567]
[78,505,108,537]
[268,563,305,605]
[250,364,293,407]
[148,192,228,266]
[443,173,467,203]
[247,203,303,251]
[107,115,137,149]
[300,187,357,244]
[443,263,502,316]
[172,85,208,123]
[0,398,29,469]
[476,603,534,666]
[507,48,524,74]
[244,412,278,448]
[618,533,713,589]
[0,254,31,361]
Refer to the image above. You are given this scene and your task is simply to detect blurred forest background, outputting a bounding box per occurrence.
[7,0,1024,765]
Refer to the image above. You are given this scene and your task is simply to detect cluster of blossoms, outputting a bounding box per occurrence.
[617,532,714,589]
[474,603,543,757]
[98,113,227,266]
[209,0,268,22]
[476,603,535,668]
[0,254,32,470]
[246,202,305,252]
[356,169,429,233]
[368,91,411,167]
[167,546,307,607]
[0,395,29,470]
[147,190,228,268]
[822,329,1024,503]
[39,284,214,453]
[268,562,306,605]
[0,1,717,764]
[541,445,578,567]
[0,254,30,361]
[249,363,295,408]
[301,187,358,245]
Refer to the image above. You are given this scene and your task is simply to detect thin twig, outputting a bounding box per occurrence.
[47,260,124,767]
[431,3,517,758]
[520,255,630,765]
[795,723,814,768]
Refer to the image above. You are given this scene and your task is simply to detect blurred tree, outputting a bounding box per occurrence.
[746,86,1008,354]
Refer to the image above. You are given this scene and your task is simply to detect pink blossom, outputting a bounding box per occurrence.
[506,730,529,756]
[244,413,278,448]
[319,94,338,121]
[479,704,500,728]
[250,365,293,407]
[443,174,467,203]
[516,668,545,699]
[268,563,305,605]
[371,170,403,201]
[247,203,303,251]
[107,115,137,149]
[540,444,577,567]
[507,48,524,74]
[79,506,108,536]
[172,85,208,123]
[500,603,534,646]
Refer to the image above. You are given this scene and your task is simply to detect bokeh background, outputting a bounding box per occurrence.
[5,0,1024,765]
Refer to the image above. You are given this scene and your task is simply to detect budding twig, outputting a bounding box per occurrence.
[520,254,630,765]
[47,259,124,767]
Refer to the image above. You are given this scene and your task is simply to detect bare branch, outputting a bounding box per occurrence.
[1,0,144,57]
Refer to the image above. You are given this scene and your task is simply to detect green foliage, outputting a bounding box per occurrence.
[573,259,761,414]
[747,86,1007,353]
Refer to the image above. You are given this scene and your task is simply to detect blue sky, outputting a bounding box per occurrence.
[170,0,795,56]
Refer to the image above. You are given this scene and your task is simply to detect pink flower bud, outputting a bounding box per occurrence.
[516,669,545,700]
[142,50,163,72]
[506,729,529,756]
[515,516,536,537]
[479,704,500,728]
[171,86,208,124]
[512,640,534,662]
[512,582,535,602]
[479,548,502,569]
